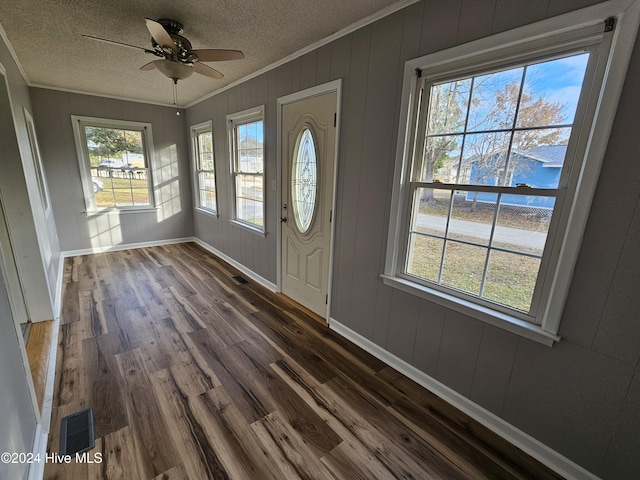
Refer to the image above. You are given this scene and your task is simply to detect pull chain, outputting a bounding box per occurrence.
[173,79,180,116]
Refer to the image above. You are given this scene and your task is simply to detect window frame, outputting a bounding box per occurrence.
[227,105,266,234]
[384,1,640,345]
[71,115,156,213]
[191,120,218,216]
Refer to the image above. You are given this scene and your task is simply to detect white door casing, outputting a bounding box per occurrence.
[280,89,338,318]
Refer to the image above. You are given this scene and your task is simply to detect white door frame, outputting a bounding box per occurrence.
[276,79,342,321]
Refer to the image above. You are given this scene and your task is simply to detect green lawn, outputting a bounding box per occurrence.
[408,236,540,312]
[95,176,150,207]
[409,193,546,312]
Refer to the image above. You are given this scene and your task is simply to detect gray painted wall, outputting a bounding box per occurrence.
[0,37,57,322]
[29,88,194,252]
[186,0,640,477]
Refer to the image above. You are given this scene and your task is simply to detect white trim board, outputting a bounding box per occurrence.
[329,318,600,480]
[59,237,193,259]
[27,423,46,480]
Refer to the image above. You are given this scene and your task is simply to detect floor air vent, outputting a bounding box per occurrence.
[233,275,249,284]
[59,408,95,456]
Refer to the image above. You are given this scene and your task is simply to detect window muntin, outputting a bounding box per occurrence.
[72,117,154,211]
[403,50,592,319]
[192,123,217,213]
[229,108,265,230]
[291,127,318,234]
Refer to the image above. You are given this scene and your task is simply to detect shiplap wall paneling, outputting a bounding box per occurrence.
[332,27,371,331]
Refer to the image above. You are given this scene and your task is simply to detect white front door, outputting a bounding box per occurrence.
[281,90,337,318]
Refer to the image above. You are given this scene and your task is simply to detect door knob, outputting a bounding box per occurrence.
[280,216,287,223]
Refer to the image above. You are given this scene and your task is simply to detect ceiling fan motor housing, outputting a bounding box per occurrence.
[150,19,197,62]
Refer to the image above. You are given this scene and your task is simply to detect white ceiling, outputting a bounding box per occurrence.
[0,0,408,106]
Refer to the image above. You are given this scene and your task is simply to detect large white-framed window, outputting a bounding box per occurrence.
[71,116,155,212]
[191,121,217,215]
[384,2,640,345]
[227,105,265,232]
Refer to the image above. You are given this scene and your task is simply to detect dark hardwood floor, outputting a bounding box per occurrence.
[45,242,563,479]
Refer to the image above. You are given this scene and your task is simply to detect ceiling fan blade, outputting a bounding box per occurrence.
[139,61,157,71]
[82,34,154,53]
[145,18,176,52]
[193,62,224,79]
[190,49,245,62]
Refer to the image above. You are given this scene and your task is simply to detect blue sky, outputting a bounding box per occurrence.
[523,53,590,123]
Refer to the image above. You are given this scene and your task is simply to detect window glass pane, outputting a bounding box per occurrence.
[462,132,512,186]
[509,128,571,188]
[235,174,263,225]
[517,53,589,128]
[492,196,554,256]
[198,170,216,212]
[441,241,486,295]
[292,128,318,234]
[412,188,452,236]
[203,190,216,211]
[198,131,213,154]
[449,190,497,245]
[483,251,541,312]
[236,197,264,226]
[236,121,263,173]
[424,135,463,183]
[467,67,523,132]
[199,171,216,191]
[406,234,444,282]
[427,79,472,135]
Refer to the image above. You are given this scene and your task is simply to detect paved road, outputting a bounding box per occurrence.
[415,214,547,252]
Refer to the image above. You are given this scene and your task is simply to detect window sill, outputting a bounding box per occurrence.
[85,207,158,216]
[380,274,560,347]
[194,207,219,218]
[229,219,266,237]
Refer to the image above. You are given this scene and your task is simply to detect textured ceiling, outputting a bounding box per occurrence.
[0,0,406,106]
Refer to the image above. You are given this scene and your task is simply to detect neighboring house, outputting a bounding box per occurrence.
[466,144,567,209]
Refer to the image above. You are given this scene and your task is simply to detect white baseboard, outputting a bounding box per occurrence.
[329,318,599,480]
[60,236,194,259]
[193,238,278,292]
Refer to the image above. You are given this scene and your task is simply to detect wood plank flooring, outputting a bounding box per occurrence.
[45,243,563,480]
[26,319,54,411]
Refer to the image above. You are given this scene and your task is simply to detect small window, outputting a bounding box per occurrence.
[227,106,265,231]
[384,12,635,343]
[191,121,217,214]
[72,116,154,211]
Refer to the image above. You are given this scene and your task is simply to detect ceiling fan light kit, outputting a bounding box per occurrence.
[153,60,194,81]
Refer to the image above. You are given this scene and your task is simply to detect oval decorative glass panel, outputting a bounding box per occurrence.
[291,127,318,234]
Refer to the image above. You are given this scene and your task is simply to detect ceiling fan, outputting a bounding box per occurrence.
[82,18,245,82]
